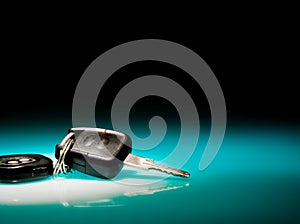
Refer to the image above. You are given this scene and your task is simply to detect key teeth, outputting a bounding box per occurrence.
[180,171,190,178]
[168,170,190,178]
[149,164,190,178]
[160,169,189,178]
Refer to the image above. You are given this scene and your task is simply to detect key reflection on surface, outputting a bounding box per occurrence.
[0,168,190,207]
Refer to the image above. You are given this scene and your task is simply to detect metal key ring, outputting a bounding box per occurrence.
[54,132,75,176]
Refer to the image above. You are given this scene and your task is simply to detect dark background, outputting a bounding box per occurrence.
[1,8,298,128]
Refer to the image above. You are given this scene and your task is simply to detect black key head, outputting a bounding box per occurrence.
[55,127,132,179]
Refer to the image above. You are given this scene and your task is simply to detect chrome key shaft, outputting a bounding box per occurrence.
[124,154,190,178]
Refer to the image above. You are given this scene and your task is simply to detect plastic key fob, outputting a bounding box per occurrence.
[0,154,53,183]
[55,127,132,179]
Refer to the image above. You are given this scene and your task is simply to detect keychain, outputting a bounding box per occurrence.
[0,127,190,183]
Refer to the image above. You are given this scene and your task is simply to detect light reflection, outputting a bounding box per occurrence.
[0,169,190,207]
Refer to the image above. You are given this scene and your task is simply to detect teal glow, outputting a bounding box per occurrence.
[0,123,300,223]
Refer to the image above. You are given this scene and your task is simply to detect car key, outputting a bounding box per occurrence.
[54,127,190,179]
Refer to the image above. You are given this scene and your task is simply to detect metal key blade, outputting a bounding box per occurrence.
[124,154,190,178]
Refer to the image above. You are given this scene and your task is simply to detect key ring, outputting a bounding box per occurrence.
[53,132,75,176]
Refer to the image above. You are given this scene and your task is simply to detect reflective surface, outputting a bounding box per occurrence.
[0,123,300,223]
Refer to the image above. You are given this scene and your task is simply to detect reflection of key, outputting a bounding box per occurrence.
[55,127,190,179]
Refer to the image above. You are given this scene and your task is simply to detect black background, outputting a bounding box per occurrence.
[1,7,298,127]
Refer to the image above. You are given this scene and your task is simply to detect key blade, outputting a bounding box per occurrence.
[124,154,190,178]
[123,154,150,170]
[145,162,190,178]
